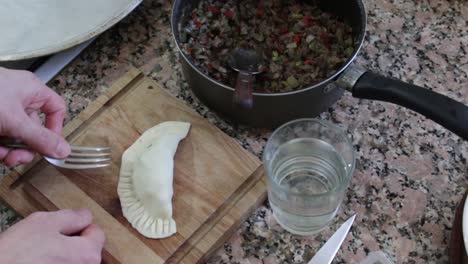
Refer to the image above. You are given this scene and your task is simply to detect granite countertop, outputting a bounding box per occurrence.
[1,0,467,263]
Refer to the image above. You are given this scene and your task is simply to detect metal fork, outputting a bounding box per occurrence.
[0,137,111,169]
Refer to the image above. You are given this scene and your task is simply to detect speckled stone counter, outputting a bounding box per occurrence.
[1,0,467,263]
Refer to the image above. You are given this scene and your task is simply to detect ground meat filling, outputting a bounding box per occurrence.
[181,0,355,93]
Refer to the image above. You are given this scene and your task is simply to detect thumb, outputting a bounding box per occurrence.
[47,209,93,235]
[81,224,106,248]
[11,112,70,158]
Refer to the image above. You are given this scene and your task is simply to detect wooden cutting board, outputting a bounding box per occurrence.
[0,68,267,263]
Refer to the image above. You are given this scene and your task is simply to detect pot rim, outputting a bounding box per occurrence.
[170,0,367,97]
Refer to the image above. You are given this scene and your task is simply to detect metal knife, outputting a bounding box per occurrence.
[308,214,356,264]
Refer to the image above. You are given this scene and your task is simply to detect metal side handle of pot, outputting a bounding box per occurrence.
[336,66,468,140]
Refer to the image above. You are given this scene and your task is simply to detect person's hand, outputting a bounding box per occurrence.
[0,209,105,264]
[0,67,71,167]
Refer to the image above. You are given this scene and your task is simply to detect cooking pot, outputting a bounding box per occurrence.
[171,0,468,140]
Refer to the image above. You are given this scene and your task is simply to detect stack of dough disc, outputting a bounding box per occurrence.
[0,0,142,61]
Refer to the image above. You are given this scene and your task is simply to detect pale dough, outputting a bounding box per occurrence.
[0,0,141,59]
[118,121,190,239]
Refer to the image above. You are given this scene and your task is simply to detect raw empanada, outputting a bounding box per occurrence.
[118,121,190,239]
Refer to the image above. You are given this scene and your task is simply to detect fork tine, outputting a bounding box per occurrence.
[64,157,111,163]
[69,152,111,157]
[44,156,111,170]
[71,145,111,152]
[43,145,112,170]
[59,163,111,170]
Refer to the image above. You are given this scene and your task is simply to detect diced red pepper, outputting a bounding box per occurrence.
[194,19,201,28]
[279,27,288,34]
[224,9,234,18]
[208,5,220,15]
[293,33,301,43]
[302,15,312,26]
[256,8,264,17]
[277,45,285,53]
[319,32,331,42]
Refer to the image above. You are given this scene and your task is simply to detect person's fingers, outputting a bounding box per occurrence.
[14,71,66,135]
[28,110,42,126]
[80,224,106,248]
[8,112,70,158]
[31,86,66,135]
[44,209,93,235]
[67,224,104,264]
[2,111,41,167]
[3,149,35,167]
[0,147,10,162]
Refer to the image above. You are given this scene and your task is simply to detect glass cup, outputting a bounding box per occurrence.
[263,118,355,235]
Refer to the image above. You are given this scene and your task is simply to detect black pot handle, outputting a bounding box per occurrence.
[337,67,468,140]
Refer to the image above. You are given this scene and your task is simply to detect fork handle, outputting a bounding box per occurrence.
[0,136,28,149]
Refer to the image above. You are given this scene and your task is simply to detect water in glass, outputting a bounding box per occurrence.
[268,138,348,235]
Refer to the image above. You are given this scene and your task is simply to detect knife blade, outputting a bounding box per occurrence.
[308,214,356,264]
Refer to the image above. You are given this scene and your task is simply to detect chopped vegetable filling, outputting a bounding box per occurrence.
[181,0,355,93]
